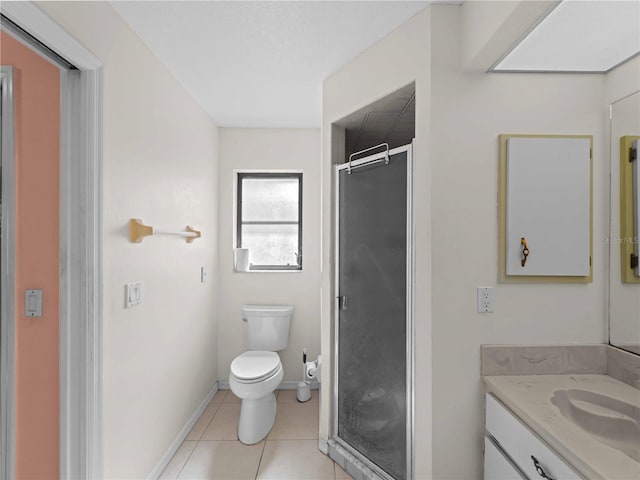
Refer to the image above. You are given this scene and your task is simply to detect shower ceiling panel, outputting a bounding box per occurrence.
[337,83,416,159]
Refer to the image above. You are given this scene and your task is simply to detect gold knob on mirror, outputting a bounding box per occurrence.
[521,237,530,267]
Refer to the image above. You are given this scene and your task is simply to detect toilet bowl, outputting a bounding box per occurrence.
[229,305,293,444]
[229,351,284,444]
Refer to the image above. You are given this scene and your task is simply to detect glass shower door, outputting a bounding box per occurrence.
[335,145,411,480]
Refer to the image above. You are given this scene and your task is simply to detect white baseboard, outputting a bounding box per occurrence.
[148,379,321,478]
[217,380,319,390]
[280,380,320,390]
[318,438,329,454]
[147,382,219,479]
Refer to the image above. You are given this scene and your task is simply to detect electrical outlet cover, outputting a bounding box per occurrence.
[477,287,494,313]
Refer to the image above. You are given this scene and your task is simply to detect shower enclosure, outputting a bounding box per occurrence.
[334,143,413,480]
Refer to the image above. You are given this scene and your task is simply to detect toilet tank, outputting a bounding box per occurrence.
[242,305,293,351]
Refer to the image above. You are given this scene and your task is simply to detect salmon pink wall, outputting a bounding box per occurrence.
[1,31,60,479]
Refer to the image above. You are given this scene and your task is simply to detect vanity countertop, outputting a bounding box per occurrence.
[484,374,640,480]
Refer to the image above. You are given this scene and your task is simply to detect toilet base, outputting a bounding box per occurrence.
[238,392,277,444]
[229,355,284,444]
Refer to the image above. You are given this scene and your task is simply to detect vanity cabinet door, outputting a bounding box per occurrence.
[484,436,526,479]
[485,394,582,480]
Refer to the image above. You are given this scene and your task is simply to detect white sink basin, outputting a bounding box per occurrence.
[551,389,640,462]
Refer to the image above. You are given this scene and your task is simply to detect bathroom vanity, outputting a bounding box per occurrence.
[483,374,640,480]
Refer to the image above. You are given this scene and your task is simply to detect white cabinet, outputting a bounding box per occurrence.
[484,436,526,479]
[484,394,582,480]
[499,135,592,282]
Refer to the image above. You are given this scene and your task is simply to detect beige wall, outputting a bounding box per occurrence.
[430,5,607,478]
[217,128,321,382]
[38,2,219,478]
[321,8,433,478]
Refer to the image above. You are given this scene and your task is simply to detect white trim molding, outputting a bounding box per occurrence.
[217,380,320,391]
[60,66,104,480]
[147,383,220,480]
[318,438,329,454]
[0,2,104,479]
[1,2,101,70]
[0,66,16,480]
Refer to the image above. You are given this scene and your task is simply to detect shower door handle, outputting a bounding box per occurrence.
[337,296,348,311]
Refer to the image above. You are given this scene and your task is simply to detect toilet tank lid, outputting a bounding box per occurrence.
[242,305,293,314]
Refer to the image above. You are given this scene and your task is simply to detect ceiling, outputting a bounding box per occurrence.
[494,0,640,72]
[112,1,640,128]
[111,1,432,128]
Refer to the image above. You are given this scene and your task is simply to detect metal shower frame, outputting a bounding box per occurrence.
[332,142,415,480]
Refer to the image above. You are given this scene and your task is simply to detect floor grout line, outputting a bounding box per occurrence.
[162,394,334,480]
[197,438,249,442]
[254,439,267,480]
[255,395,281,479]
[173,441,197,480]
[168,399,224,479]
[191,401,221,441]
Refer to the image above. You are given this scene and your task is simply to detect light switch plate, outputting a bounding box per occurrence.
[125,282,143,308]
[25,289,43,317]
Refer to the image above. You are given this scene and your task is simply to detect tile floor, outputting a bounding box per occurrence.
[160,389,350,480]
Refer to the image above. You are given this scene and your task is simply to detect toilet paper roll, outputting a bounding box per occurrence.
[234,248,250,272]
[305,360,321,381]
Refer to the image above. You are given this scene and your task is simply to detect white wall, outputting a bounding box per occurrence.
[431,5,607,478]
[461,0,558,71]
[37,2,219,478]
[604,55,640,104]
[217,128,321,382]
[322,3,611,479]
[321,8,433,478]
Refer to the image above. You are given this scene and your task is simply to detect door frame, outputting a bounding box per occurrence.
[0,65,16,480]
[0,2,104,478]
[332,143,415,480]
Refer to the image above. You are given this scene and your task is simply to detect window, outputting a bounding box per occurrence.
[237,173,302,270]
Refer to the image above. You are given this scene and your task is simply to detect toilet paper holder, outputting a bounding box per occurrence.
[297,350,321,403]
[305,355,322,380]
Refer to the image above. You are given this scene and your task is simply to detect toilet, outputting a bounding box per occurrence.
[229,304,293,444]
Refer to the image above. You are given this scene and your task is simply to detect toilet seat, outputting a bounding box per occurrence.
[231,351,281,383]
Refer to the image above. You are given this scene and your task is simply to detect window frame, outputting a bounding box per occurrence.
[236,172,303,271]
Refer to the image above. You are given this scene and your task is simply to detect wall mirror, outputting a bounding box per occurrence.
[610,90,640,355]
